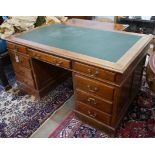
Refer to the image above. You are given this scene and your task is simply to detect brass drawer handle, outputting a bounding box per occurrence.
[87,85,98,93]
[55,61,63,66]
[88,69,99,77]
[53,59,63,66]
[88,111,96,118]
[87,97,96,105]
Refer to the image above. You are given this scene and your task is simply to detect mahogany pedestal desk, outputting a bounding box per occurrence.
[6,19,153,135]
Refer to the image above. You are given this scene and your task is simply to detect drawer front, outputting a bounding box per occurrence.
[12,62,33,81]
[7,42,27,54]
[28,49,71,69]
[73,62,116,82]
[16,73,35,88]
[16,44,27,54]
[9,51,31,69]
[7,42,15,49]
[74,74,115,101]
[76,90,113,114]
[76,101,111,125]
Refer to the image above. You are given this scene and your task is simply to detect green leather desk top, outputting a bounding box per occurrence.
[17,24,141,63]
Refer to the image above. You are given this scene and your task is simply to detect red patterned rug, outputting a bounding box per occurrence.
[49,112,109,138]
[49,73,155,138]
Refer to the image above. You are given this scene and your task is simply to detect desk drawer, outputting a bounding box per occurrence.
[76,90,113,114]
[7,42,27,54]
[28,49,71,69]
[74,74,115,101]
[73,62,116,82]
[9,51,31,69]
[16,73,35,88]
[76,101,111,125]
[12,62,33,81]
[7,42,15,49]
[16,44,27,54]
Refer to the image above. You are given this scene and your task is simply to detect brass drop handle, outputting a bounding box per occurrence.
[87,85,98,93]
[56,61,63,66]
[88,111,96,118]
[87,97,96,105]
[53,59,63,66]
[88,69,99,77]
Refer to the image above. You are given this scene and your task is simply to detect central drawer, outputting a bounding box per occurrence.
[28,49,71,69]
[76,101,111,125]
[74,74,115,101]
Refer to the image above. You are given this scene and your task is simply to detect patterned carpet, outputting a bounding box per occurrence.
[1,65,155,138]
[0,65,73,138]
[49,72,155,138]
[48,112,109,138]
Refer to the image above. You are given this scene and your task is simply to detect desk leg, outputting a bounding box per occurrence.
[0,58,11,90]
